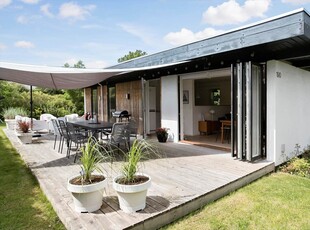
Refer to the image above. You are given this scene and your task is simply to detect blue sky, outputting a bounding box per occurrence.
[0,0,310,68]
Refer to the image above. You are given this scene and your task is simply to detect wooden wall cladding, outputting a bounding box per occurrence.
[102,85,108,122]
[84,87,92,114]
[116,80,143,133]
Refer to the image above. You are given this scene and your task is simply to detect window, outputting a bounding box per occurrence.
[211,89,220,105]
[108,86,116,120]
[91,87,98,116]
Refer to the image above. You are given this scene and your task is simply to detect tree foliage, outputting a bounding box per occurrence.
[63,60,85,116]
[118,50,147,63]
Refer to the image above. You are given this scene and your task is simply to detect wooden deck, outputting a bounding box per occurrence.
[4,129,274,230]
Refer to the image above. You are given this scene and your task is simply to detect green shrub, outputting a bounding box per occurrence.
[280,145,310,178]
[281,157,310,178]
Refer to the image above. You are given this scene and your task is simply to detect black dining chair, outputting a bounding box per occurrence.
[51,119,61,151]
[127,119,138,139]
[57,119,70,154]
[106,122,130,151]
[66,122,89,162]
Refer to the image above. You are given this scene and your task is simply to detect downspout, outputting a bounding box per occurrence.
[141,77,145,138]
[30,85,33,129]
[83,88,87,115]
[98,83,103,122]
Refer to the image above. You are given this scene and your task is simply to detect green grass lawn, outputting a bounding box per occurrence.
[0,123,65,230]
[163,173,310,230]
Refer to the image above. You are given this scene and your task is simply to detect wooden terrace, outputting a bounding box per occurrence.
[4,129,274,230]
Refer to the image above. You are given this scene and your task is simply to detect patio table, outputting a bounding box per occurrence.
[68,121,114,139]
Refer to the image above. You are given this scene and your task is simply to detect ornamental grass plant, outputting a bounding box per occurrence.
[2,107,28,119]
[70,137,112,185]
[116,139,161,184]
[17,120,30,133]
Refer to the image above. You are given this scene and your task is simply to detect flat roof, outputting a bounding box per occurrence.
[110,8,310,71]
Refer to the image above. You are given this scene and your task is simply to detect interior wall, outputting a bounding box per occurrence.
[149,80,161,129]
[161,75,179,142]
[183,79,194,136]
[181,72,231,136]
[267,60,310,166]
[195,78,231,105]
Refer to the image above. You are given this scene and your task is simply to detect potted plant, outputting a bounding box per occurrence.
[112,139,160,213]
[155,127,169,143]
[67,137,111,213]
[2,107,28,130]
[16,120,32,144]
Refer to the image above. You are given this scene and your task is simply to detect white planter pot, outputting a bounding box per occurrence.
[113,173,151,213]
[67,174,107,213]
[15,131,32,144]
[5,119,15,130]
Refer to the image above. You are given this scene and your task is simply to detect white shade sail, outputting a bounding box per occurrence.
[0,62,124,89]
[0,61,187,89]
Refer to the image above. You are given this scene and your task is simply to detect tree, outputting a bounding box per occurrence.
[63,60,85,69]
[118,50,147,63]
[63,60,85,115]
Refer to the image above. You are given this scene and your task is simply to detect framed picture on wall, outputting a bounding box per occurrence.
[183,90,189,104]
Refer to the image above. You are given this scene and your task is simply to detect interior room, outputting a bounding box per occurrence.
[181,69,231,150]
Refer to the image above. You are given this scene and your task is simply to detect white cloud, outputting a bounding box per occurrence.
[59,2,96,21]
[20,0,39,4]
[85,60,109,69]
[15,41,34,48]
[17,15,28,24]
[282,0,310,4]
[0,0,11,9]
[63,58,108,68]
[17,14,41,24]
[40,4,53,18]
[118,23,154,45]
[164,27,225,46]
[81,24,104,29]
[202,0,271,26]
[0,43,7,50]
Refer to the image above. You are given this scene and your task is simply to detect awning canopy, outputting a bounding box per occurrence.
[0,61,187,89]
[0,62,126,89]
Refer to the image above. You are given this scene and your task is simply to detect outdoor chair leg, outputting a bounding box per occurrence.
[67,140,72,158]
[60,137,64,153]
[53,135,57,150]
[58,136,63,153]
[74,142,81,163]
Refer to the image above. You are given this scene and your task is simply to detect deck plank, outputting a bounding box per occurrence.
[4,129,274,230]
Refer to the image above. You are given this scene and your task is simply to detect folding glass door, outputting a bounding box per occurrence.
[231,62,266,161]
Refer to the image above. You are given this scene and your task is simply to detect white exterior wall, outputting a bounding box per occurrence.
[161,75,179,142]
[267,60,310,166]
